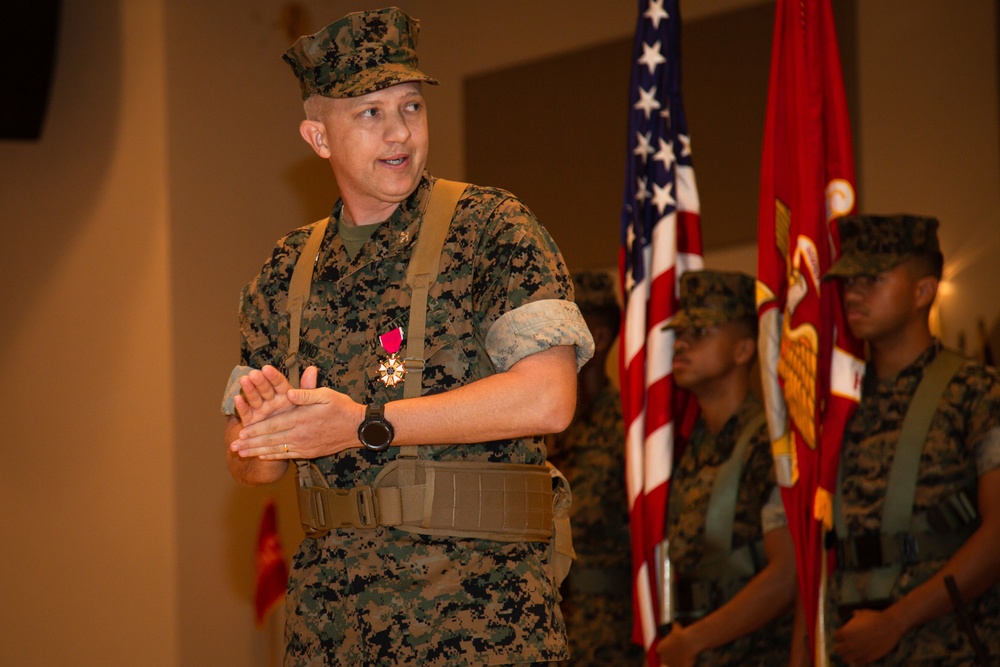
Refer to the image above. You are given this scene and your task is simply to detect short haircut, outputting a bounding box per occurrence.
[303,95,332,121]
[732,314,759,341]
[906,251,944,280]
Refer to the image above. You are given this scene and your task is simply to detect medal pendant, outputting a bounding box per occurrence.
[378,353,406,387]
[377,327,406,387]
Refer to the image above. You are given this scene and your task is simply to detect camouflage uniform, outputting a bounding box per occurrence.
[229,9,594,665]
[660,270,792,666]
[828,340,1000,666]
[665,395,792,667]
[237,172,591,665]
[547,382,641,666]
[823,214,1000,665]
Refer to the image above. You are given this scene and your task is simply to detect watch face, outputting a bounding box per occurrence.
[360,421,391,451]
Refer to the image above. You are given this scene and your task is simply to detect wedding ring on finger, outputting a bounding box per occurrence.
[283,444,289,454]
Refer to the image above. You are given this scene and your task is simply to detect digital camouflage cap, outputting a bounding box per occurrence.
[664,270,755,330]
[824,214,942,280]
[282,7,438,100]
[572,270,620,314]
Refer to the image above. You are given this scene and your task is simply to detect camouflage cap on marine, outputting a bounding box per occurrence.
[282,7,438,100]
[824,213,942,280]
[664,269,755,330]
[572,269,620,313]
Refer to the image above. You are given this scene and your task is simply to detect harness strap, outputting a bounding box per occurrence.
[702,411,768,561]
[284,180,466,480]
[403,179,468,399]
[834,348,966,537]
[280,182,574,585]
[833,348,966,605]
[664,410,767,619]
[882,348,966,534]
[284,216,330,388]
[284,216,330,482]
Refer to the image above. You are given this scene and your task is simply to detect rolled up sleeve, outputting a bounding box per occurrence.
[485,299,595,372]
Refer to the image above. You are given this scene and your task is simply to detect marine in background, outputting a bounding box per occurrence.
[546,269,643,666]
[657,269,797,667]
[823,214,1000,666]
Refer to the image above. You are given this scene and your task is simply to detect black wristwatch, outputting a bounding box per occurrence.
[358,404,394,451]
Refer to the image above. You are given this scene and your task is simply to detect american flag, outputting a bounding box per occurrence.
[619,0,703,663]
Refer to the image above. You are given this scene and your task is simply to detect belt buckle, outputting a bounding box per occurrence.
[304,486,331,535]
[350,485,379,529]
[898,533,919,562]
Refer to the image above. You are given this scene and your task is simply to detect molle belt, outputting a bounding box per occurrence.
[832,525,976,571]
[296,458,558,543]
[671,540,763,621]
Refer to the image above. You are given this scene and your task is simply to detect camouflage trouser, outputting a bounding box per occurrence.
[284,527,569,666]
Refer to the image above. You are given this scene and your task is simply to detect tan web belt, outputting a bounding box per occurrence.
[297,458,557,543]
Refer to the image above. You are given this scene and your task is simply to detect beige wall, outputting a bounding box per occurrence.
[0,1,178,665]
[0,1,996,665]
[855,0,1000,351]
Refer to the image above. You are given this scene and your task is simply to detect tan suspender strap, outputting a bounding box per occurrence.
[833,348,966,538]
[284,217,330,485]
[702,411,768,560]
[833,348,965,607]
[403,179,469,399]
[285,217,330,390]
[881,348,965,535]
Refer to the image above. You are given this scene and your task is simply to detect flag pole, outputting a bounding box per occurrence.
[816,532,829,667]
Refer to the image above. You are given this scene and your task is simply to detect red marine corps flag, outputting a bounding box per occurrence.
[756,0,865,661]
[619,1,703,664]
[254,499,289,626]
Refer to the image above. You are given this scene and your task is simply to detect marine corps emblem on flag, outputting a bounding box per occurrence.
[780,228,822,454]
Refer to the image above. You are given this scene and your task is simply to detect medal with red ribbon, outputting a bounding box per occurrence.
[377,327,406,387]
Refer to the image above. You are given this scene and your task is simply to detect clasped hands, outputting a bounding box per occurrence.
[229,364,365,460]
[656,623,703,667]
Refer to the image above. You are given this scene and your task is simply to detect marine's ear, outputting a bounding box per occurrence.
[299,119,330,159]
[914,275,939,310]
[734,335,757,366]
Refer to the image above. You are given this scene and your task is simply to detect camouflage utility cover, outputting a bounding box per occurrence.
[824,213,942,279]
[829,341,1000,666]
[571,269,619,313]
[283,7,438,99]
[546,383,641,665]
[666,396,792,666]
[665,269,756,331]
[238,173,591,664]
